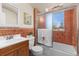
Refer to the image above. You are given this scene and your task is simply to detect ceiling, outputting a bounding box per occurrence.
[30,3,78,13]
[30,3,60,12]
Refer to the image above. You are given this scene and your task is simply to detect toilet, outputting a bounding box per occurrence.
[28,36,43,56]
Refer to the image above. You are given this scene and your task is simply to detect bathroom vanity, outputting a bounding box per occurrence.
[0,39,29,56]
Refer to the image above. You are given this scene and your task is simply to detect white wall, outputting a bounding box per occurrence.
[77,6,79,31]
[0,4,5,25]
[0,4,2,13]
[0,3,34,28]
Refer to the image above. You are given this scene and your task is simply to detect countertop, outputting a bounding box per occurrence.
[0,37,34,49]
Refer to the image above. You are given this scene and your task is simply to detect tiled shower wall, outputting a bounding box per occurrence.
[53,8,77,46]
[37,7,77,46]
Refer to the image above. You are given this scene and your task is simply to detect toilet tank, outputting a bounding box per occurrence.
[27,36,35,49]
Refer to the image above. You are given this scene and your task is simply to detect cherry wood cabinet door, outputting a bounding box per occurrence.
[18,46,29,56]
[0,40,29,56]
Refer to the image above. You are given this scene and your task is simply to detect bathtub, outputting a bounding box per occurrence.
[38,42,77,56]
[51,42,77,56]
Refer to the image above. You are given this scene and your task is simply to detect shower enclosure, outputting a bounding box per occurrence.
[37,13,53,46]
[38,29,52,46]
[35,5,77,55]
[37,9,64,47]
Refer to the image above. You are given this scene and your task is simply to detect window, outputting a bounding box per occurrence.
[52,11,64,31]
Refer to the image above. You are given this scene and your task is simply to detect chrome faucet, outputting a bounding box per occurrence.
[6,35,13,40]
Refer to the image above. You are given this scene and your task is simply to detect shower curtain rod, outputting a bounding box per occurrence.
[38,5,77,16]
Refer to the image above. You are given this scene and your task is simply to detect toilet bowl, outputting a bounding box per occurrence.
[31,46,43,56]
[28,36,43,56]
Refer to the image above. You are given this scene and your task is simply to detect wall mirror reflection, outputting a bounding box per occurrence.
[2,3,18,26]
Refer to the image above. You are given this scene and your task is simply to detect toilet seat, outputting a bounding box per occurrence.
[31,46,43,52]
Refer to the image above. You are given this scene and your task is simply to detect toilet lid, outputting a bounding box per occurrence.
[31,46,43,52]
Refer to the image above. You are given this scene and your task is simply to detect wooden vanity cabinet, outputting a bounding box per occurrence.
[0,40,29,56]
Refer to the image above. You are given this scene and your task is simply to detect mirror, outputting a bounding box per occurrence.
[2,3,18,27]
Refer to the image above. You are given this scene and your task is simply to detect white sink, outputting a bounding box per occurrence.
[0,37,28,49]
[0,37,34,49]
[0,40,7,44]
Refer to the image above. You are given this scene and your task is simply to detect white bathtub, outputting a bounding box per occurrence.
[52,42,77,56]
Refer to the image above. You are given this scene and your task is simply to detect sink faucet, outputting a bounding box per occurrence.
[6,35,13,40]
